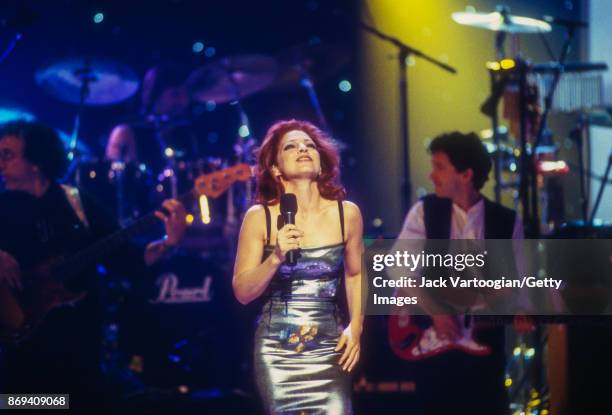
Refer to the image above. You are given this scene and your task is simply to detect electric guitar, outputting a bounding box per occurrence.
[387,313,588,361]
[387,313,491,361]
[0,163,252,345]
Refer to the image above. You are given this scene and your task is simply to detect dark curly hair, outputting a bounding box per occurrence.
[428,131,492,190]
[255,119,346,204]
[0,120,67,180]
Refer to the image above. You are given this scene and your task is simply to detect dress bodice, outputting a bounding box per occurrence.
[262,243,345,301]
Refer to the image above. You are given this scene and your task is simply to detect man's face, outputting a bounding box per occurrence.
[429,151,465,199]
[0,135,38,190]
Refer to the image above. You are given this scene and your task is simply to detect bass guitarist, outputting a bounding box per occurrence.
[0,121,186,412]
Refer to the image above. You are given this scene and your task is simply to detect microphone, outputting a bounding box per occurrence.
[280,193,298,266]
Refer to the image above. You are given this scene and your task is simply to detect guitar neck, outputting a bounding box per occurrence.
[55,189,195,283]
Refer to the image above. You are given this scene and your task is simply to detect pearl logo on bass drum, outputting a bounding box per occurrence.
[150,274,213,304]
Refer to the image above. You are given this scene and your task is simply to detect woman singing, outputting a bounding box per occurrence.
[233,120,363,414]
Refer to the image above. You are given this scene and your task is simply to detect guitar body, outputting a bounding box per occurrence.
[0,257,86,345]
[387,314,491,361]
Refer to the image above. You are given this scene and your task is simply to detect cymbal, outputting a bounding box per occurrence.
[187,55,278,104]
[273,41,350,90]
[452,10,551,33]
[35,58,140,106]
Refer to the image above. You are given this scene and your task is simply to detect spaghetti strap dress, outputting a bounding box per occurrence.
[254,200,353,414]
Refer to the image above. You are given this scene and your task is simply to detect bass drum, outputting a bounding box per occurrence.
[119,252,245,391]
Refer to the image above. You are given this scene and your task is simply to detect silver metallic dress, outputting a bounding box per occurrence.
[255,239,353,415]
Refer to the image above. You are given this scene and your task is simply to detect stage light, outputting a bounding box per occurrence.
[89,170,96,179]
[186,214,194,225]
[205,47,216,57]
[486,61,501,71]
[509,162,517,172]
[163,168,173,178]
[339,80,352,92]
[164,147,175,157]
[513,346,521,356]
[505,377,513,387]
[206,100,216,111]
[372,218,383,227]
[239,125,250,138]
[199,195,211,224]
[525,348,535,358]
[501,59,516,69]
[528,399,542,407]
[192,42,204,53]
[93,13,104,24]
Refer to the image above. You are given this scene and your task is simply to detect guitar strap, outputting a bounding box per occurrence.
[61,185,90,229]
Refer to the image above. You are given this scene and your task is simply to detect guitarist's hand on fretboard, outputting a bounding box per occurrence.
[0,249,22,291]
[154,199,187,246]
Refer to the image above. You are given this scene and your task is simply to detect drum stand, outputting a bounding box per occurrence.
[522,22,579,237]
[64,63,95,184]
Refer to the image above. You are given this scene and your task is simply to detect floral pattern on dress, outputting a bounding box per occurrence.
[285,325,319,353]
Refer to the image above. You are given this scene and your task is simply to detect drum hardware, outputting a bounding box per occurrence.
[35,57,140,183]
[76,159,154,226]
[451,7,552,34]
[187,54,278,208]
[35,57,140,106]
[186,54,278,105]
[453,6,597,237]
[532,62,608,113]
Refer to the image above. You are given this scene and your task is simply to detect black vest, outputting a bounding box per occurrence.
[421,194,516,239]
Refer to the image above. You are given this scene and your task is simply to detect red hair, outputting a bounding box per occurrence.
[255,119,346,204]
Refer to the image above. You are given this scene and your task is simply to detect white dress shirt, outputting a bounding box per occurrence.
[397,198,524,240]
[393,197,530,311]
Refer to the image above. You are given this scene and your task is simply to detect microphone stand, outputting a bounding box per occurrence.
[359,22,457,216]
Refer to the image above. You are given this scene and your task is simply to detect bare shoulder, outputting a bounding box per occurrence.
[243,204,267,223]
[342,200,362,221]
[238,204,269,244]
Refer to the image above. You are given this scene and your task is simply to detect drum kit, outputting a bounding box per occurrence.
[452,6,609,237]
[23,41,350,394]
[452,7,610,415]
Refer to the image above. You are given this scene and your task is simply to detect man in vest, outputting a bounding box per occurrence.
[397,131,529,415]
[0,120,187,412]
